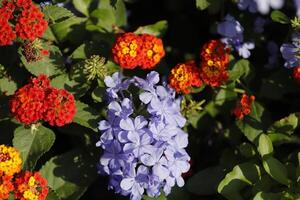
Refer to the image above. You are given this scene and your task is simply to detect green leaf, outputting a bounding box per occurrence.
[43,5,74,24]
[72,0,92,16]
[73,101,99,131]
[268,113,299,135]
[134,20,168,37]
[0,76,17,95]
[40,149,97,200]
[268,133,300,145]
[218,162,261,200]
[91,86,105,103]
[271,10,290,24]
[13,125,56,170]
[238,142,256,158]
[215,86,237,106]
[50,74,90,98]
[19,44,65,77]
[196,0,210,10]
[51,17,87,43]
[229,59,251,81]
[236,102,266,142]
[258,134,273,157]
[142,193,167,200]
[186,165,225,195]
[262,156,290,186]
[46,189,61,200]
[89,8,116,32]
[97,0,127,27]
[253,192,280,200]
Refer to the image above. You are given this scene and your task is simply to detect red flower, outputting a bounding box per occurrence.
[43,88,76,127]
[0,1,16,46]
[168,60,202,94]
[15,4,48,41]
[14,0,32,9]
[293,67,300,85]
[112,32,143,69]
[14,171,48,200]
[0,171,14,200]
[139,34,165,69]
[9,83,47,125]
[199,40,230,87]
[232,94,255,120]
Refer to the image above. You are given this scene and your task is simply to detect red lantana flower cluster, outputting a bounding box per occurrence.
[9,75,76,126]
[168,39,230,94]
[232,94,255,120]
[199,39,230,87]
[0,0,48,46]
[112,32,165,69]
[168,60,202,94]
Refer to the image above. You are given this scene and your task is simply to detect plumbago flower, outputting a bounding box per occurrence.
[237,0,284,15]
[217,15,255,58]
[280,32,300,68]
[97,71,190,200]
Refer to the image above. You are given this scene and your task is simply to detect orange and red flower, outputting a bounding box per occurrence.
[139,34,165,69]
[199,40,230,87]
[112,32,143,69]
[14,171,48,200]
[0,171,14,200]
[168,60,202,94]
[15,4,48,41]
[43,88,76,127]
[0,145,22,176]
[232,94,255,120]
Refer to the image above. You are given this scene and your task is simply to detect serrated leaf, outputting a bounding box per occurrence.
[134,20,168,37]
[186,165,224,195]
[51,17,87,43]
[19,44,65,77]
[89,8,115,32]
[258,134,273,157]
[40,149,97,200]
[13,125,56,170]
[43,5,74,24]
[73,101,99,131]
[218,163,261,200]
[229,59,251,81]
[271,10,290,24]
[72,0,92,16]
[51,74,90,98]
[262,156,290,186]
[268,113,299,135]
[196,0,210,10]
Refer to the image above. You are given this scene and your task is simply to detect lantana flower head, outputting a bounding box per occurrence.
[0,1,16,46]
[140,34,165,69]
[0,171,14,200]
[199,40,230,87]
[10,74,76,127]
[15,4,48,41]
[112,32,143,69]
[43,88,76,127]
[14,171,49,200]
[232,94,255,120]
[97,71,190,200]
[168,60,202,94]
[0,145,22,176]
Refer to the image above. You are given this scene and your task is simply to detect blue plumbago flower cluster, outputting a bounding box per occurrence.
[237,0,284,15]
[280,32,300,69]
[217,15,255,59]
[96,71,190,200]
